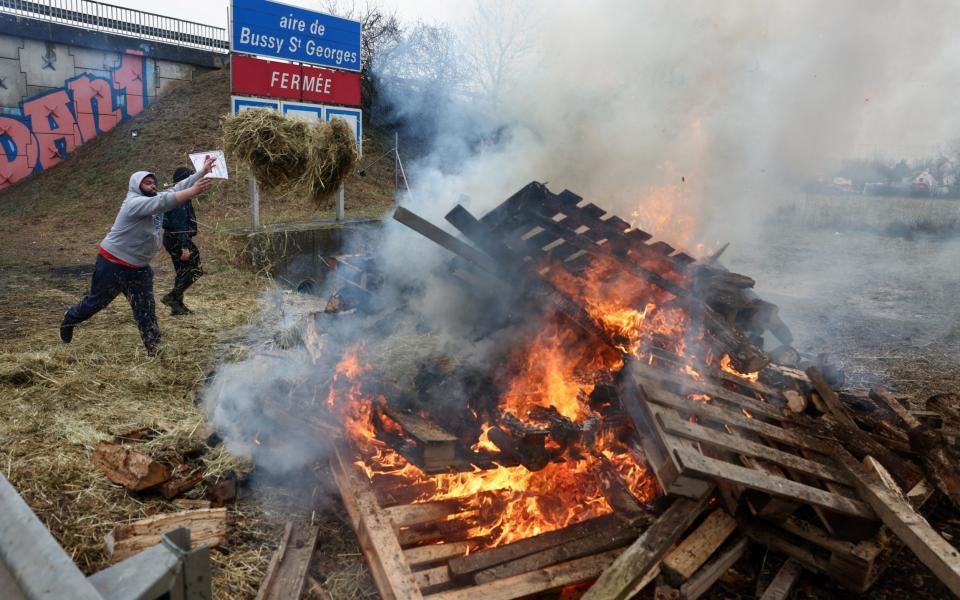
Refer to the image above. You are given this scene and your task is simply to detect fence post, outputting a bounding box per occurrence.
[336,185,345,221]
[248,178,260,229]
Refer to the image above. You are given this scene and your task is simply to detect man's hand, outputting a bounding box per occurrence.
[191,177,213,197]
[180,248,191,261]
[201,155,216,175]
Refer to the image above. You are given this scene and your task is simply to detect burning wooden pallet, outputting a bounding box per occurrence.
[330,442,756,600]
[317,182,960,599]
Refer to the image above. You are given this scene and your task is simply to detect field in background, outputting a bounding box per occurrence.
[773,193,960,237]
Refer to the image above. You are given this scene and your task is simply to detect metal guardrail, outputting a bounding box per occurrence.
[0,0,228,52]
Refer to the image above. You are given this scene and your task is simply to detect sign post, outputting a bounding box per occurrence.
[229,0,362,226]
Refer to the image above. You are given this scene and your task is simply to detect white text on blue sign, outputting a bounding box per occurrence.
[232,0,361,72]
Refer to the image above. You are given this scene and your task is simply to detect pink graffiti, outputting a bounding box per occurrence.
[113,52,146,116]
[0,52,148,191]
[22,89,78,171]
[0,118,38,188]
[68,75,122,141]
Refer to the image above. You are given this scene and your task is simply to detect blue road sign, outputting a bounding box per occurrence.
[231,0,361,72]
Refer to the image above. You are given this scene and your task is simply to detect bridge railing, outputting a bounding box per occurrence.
[0,0,229,52]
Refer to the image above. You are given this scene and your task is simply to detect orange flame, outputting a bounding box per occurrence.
[720,353,759,382]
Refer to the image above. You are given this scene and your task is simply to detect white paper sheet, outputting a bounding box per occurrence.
[188,150,229,179]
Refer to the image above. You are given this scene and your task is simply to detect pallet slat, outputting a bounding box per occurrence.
[330,447,424,600]
[672,447,874,518]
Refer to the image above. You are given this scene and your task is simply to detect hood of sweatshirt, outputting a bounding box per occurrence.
[128,171,157,197]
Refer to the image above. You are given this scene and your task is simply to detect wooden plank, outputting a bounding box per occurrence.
[382,407,458,444]
[632,362,784,421]
[104,507,226,563]
[474,519,637,584]
[662,509,738,580]
[620,378,714,499]
[393,206,502,277]
[331,446,424,600]
[255,521,320,600]
[428,548,623,600]
[645,387,834,454]
[397,513,478,546]
[671,447,874,518]
[581,492,712,600]
[379,407,459,470]
[656,411,852,487]
[758,558,804,600]
[384,500,464,529]
[403,542,471,567]
[834,446,960,596]
[448,514,620,580]
[413,565,451,590]
[679,536,749,600]
[805,367,858,428]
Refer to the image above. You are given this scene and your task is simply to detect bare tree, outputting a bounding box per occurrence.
[459,0,536,104]
[318,1,403,117]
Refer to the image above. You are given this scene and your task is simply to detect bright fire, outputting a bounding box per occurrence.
[720,353,759,382]
[321,191,762,552]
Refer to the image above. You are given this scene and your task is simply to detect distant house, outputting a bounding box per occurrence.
[913,170,936,188]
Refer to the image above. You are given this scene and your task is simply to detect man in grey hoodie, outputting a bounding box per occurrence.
[60,157,214,355]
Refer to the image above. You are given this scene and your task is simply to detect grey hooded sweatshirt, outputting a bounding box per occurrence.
[100,170,203,267]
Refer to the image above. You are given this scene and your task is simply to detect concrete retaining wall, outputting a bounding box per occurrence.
[0,13,226,190]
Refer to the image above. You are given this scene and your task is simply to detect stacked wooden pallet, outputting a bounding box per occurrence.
[323,182,960,599]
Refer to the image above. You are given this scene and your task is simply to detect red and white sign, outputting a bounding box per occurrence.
[231,54,360,107]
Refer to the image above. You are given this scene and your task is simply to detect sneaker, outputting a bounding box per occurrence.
[59,322,74,343]
[160,294,177,309]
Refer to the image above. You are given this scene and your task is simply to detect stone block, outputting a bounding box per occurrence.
[0,57,27,108]
[19,39,76,88]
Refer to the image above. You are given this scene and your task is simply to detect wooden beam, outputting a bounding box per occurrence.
[255,521,320,600]
[448,514,621,580]
[758,558,804,600]
[805,367,857,429]
[581,492,712,600]
[679,536,749,600]
[474,519,637,584]
[656,411,852,487]
[429,549,624,600]
[671,447,875,519]
[835,447,960,596]
[403,541,471,568]
[631,361,784,421]
[393,206,502,275]
[384,500,464,530]
[870,387,921,429]
[662,508,738,580]
[330,446,423,600]
[643,386,834,455]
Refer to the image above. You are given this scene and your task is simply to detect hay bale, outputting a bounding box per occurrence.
[308,117,359,198]
[222,110,359,203]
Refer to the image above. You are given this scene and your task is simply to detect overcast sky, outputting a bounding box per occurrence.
[118,0,464,27]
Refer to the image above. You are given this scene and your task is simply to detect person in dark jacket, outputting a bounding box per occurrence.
[161,166,204,315]
[60,157,215,355]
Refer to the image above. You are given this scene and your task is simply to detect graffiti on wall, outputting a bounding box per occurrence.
[0,51,147,190]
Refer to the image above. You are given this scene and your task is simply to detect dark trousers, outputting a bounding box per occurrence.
[162,231,202,302]
[63,254,160,351]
